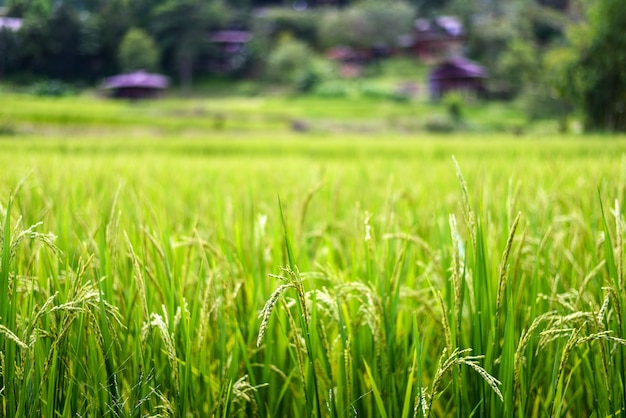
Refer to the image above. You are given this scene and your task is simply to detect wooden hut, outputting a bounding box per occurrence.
[428,57,486,99]
[102,71,169,99]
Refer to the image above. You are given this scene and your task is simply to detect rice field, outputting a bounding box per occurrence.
[1,94,626,417]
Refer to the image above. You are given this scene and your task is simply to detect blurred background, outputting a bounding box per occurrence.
[0,0,624,133]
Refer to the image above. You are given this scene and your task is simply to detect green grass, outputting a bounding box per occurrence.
[0,88,539,136]
[0,93,626,417]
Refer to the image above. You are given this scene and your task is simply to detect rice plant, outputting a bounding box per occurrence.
[1,132,626,417]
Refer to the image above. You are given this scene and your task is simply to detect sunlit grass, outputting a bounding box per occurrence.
[1,97,626,416]
[0,90,537,135]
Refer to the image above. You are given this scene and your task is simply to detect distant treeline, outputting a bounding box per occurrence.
[0,0,624,131]
[0,0,566,84]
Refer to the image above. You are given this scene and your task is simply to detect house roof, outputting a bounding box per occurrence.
[0,17,23,32]
[102,71,169,89]
[436,16,463,37]
[430,57,487,80]
[414,15,463,41]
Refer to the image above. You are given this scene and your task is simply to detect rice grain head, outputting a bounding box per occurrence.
[452,156,476,247]
[257,284,293,347]
[150,311,180,395]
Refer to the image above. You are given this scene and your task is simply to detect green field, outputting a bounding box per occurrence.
[1,93,626,417]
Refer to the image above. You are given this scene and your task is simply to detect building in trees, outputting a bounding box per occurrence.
[428,56,487,99]
[412,16,464,62]
[0,17,22,31]
[209,30,252,73]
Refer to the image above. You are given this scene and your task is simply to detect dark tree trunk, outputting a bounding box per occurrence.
[178,46,194,92]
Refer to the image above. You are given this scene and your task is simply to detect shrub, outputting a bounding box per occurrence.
[28,80,76,97]
[236,81,261,97]
[443,92,465,123]
[252,7,322,49]
[0,119,16,136]
[424,115,456,132]
[318,2,415,49]
[312,82,349,99]
[118,28,160,72]
[265,37,318,92]
[360,84,391,100]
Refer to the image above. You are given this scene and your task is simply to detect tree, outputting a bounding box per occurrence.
[152,0,227,90]
[557,0,626,131]
[15,2,103,81]
[118,28,160,72]
[265,36,316,90]
[42,3,88,79]
[522,47,575,131]
[318,1,414,49]
[96,0,132,76]
[127,0,170,33]
[407,0,451,16]
[494,38,538,96]
[0,29,20,78]
[5,0,52,18]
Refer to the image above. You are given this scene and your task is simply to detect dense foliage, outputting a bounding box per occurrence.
[558,0,626,132]
[118,28,160,72]
[0,0,624,130]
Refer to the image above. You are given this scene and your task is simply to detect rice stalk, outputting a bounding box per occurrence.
[336,282,383,346]
[257,284,293,347]
[9,221,62,261]
[413,387,429,418]
[434,290,452,353]
[300,181,325,232]
[514,311,558,400]
[428,347,502,417]
[125,232,150,321]
[452,156,476,247]
[196,272,215,351]
[495,211,521,321]
[610,199,624,290]
[149,309,180,398]
[344,336,353,411]
[0,324,27,349]
[550,327,581,416]
[457,356,503,402]
[282,298,308,394]
[448,215,462,342]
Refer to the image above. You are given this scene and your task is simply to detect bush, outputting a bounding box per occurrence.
[424,115,457,133]
[360,84,391,100]
[236,81,261,97]
[312,82,349,99]
[522,85,572,132]
[318,2,415,49]
[494,39,538,97]
[0,119,16,136]
[118,28,160,72]
[443,92,465,123]
[28,80,76,97]
[265,37,319,92]
[252,8,322,49]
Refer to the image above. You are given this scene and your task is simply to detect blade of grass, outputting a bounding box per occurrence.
[364,359,388,418]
